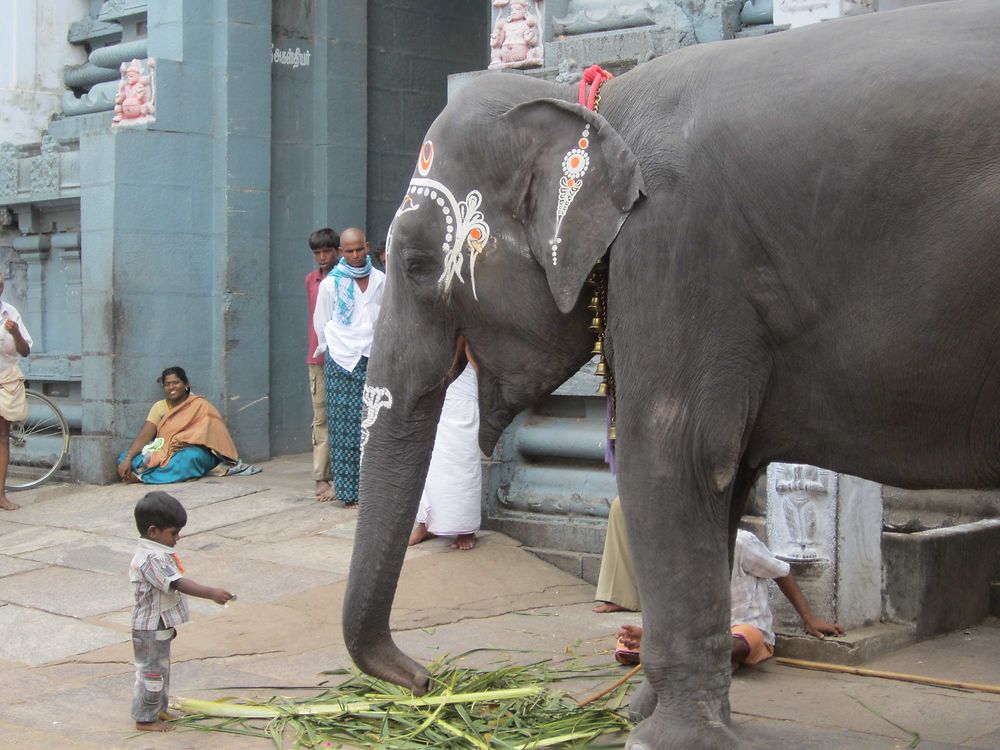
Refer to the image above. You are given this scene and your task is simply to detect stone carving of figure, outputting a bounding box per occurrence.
[774,464,829,560]
[112,58,156,127]
[489,0,543,70]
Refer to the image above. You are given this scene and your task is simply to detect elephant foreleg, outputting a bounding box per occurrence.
[617,451,741,749]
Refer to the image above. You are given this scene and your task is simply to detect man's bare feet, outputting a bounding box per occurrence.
[0,495,18,511]
[451,533,476,550]
[135,720,173,732]
[408,522,435,546]
[592,601,632,614]
[315,480,335,502]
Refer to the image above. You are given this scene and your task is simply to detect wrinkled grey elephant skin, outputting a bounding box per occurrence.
[343,2,1000,748]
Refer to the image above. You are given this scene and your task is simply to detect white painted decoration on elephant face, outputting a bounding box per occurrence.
[550,125,592,266]
[360,385,393,463]
[397,140,492,301]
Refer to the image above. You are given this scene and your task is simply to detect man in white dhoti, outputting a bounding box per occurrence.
[408,346,482,550]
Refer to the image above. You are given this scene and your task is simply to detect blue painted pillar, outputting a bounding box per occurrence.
[267,0,368,454]
[73,1,273,482]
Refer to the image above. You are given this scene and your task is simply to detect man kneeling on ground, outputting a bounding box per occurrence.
[613,526,844,670]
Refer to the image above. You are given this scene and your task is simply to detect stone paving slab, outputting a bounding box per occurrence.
[0,605,127,665]
[0,525,96,555]
[0,553,44,578]
[0,566,131,618]
[227,533,355,575]
[17,535,135,576]
[731,650,1000,748]
[735,715,971,749]
[210,499,341,543]
[5,488,128,528]
[178,549,339,604]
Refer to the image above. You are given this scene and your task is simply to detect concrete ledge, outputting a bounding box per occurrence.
[525,545,603,583]
[775,622,917,666]
[883,520,1000,636]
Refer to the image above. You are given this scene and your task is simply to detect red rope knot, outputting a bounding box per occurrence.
[578,64,614,111]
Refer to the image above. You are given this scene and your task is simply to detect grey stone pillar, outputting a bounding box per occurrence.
[766,463,883,631]
[72,1,274,483]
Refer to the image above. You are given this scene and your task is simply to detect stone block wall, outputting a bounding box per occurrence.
[366,1,488,246]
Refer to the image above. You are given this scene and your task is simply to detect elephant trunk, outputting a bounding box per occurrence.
[342,390,443,695]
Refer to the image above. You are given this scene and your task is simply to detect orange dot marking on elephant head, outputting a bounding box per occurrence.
[567,178,575,187]
[569,155,581,170]
[469,227,482,241]
[579,138,589,149]
[418,141,434,175]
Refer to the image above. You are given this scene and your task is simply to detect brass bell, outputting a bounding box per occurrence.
[608,425,617,440]
[595,361,607,377]
[589,316,601,332]
[588,295,600,311]
[592,339,603,356]
[597,381,608,396]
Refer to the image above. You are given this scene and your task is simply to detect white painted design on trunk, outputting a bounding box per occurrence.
[360,385,393,462]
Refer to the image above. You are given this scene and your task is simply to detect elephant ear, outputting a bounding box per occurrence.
[499,98,646,313]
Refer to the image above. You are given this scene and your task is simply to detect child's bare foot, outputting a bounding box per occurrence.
[135,720,173,732]
[0,494,18,511]
[408,523,435,546]
[451,533,476,550]
[315,480,335,502]
[592,601,632,614]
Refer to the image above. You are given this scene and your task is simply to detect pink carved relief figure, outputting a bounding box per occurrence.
[113,58,156,127]
[489,1,543,70]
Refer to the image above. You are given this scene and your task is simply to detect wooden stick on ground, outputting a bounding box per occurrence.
[776,657,1000,695]
[577,663,643,708]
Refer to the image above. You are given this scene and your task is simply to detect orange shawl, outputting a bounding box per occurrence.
[142,395,239,469]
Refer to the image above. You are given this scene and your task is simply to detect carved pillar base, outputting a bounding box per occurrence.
[766,463,883,631]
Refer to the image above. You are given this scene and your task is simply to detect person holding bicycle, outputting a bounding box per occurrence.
[0,271,32,511]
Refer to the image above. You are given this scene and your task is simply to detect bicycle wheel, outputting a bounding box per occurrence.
[7,390,70,491]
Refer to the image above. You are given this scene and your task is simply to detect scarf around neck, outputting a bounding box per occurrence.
[332,256,372,325]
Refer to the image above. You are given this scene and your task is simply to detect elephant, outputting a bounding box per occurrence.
[343,2,1000,748]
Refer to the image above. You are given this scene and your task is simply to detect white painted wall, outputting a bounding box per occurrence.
[0,0,90,145]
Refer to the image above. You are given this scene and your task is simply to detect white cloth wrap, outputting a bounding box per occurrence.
[416,367,482,536]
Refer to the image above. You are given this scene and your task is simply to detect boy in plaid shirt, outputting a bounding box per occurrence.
[129,491,234,731]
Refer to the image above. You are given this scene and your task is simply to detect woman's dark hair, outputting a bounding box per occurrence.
[157,366,189,388]
[134,491,187,534]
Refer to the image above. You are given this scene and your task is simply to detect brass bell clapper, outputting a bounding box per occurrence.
[587,261,617,461]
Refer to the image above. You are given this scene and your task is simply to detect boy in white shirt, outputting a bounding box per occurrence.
[312,228,385,507]
[130,492,234,731]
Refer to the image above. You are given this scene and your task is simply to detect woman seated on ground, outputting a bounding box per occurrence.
[116,366,250,484]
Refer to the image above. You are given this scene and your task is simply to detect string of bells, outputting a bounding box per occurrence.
[587,261,616,441]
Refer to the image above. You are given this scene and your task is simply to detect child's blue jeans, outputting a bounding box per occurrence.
[131,627,176,722]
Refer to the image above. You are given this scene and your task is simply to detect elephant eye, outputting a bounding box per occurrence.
[399,244,441,283]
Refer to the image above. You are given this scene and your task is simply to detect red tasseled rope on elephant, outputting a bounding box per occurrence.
[578,64,613,111]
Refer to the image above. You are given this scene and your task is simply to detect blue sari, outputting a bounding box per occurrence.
[118,446,219,484]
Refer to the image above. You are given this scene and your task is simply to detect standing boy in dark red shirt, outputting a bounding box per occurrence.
[305,228,339,502]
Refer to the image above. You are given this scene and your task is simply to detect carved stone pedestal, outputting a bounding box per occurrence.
[766,463,883,631]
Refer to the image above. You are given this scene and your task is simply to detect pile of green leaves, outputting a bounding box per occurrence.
[170,657,634,749]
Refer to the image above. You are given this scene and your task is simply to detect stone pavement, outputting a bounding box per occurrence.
[0,453,998,749]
